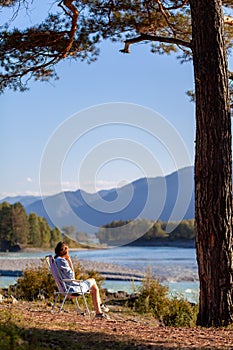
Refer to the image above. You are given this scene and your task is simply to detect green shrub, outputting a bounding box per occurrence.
[11,260,56,301]
[134,269,198,327]
[134,272,170,318]
[163,296,198,327]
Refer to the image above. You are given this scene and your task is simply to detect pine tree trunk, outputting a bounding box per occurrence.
[189,0,233,326]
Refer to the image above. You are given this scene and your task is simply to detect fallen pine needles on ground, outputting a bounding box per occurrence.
[0,301,233,350]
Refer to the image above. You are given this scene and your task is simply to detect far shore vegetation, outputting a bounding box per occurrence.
[97,219,195,247]
[0,202,83,252]
[0,201,195,252]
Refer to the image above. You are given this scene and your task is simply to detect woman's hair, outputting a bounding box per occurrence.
[54,241,68,258]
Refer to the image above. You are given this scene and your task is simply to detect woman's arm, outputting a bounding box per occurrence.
[64,254,74,271]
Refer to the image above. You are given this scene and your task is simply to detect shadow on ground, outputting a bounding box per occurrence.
[0,320,228,350]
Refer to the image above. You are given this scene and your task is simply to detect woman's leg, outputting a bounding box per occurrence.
[86,278,102,314]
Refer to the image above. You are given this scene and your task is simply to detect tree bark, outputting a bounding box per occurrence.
[190,0,233,326]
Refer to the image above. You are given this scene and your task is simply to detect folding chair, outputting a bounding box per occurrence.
[45,255,90,316]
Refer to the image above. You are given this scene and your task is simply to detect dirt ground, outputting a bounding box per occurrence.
[1,301,233,350]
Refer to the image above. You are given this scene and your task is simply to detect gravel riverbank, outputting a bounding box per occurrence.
[0,257,199,282]
[0,258,145,281]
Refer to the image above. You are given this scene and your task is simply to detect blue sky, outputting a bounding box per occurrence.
[1,2,198,199]
[2,1,233,201]
[1,41,195,200]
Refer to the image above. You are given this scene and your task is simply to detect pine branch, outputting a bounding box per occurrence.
[155,0,177,37]
[120,33,191,53]
[0,0,80,92]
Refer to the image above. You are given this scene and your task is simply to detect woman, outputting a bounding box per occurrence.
[54,241,109,319]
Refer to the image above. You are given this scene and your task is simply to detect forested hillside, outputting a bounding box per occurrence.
[0,202,64,251]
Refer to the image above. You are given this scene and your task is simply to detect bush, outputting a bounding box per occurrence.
[11,258,105,302]
[11,260,56,301]
[134,269,198,327]
[164,296,198,327]
[134,273,170,318]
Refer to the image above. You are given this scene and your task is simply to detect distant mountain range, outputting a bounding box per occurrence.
[0,195,41,208]
[0,167,194,234]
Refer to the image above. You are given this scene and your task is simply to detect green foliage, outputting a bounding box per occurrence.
[134,271,170,318]
[0,202,12,242]
[11,203,29,245]
[0,202,63,250]
[12,260,56,301]
[50,227,62,247]
[0,202,29,249]
[28,213,41,246]
[38,218,52,248]
[0,1,232,93]
[97,218,154,245]
[163,219,195,240]
[163,295,198,327]
[97,219,195,244]
[134,269,198,327]
[0,310,26,350]
[145,221,169,239]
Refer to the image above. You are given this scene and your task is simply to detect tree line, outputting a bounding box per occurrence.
[0,201,195,251]
[97,219,195,246]
[0,202,63,251]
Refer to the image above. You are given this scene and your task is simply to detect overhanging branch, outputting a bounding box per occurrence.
[120,33,191,53]
[0,0,80,91]
[58,0,79,58]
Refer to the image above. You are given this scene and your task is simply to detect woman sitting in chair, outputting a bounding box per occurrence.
[54,241,109,319]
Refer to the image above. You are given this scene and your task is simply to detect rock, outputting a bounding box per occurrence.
[37,292,45,301]
[129,293,140,299]
[113,291,129,299]
[0,294,4,303]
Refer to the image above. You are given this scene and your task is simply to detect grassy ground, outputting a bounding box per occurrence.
[0,300,233,350]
